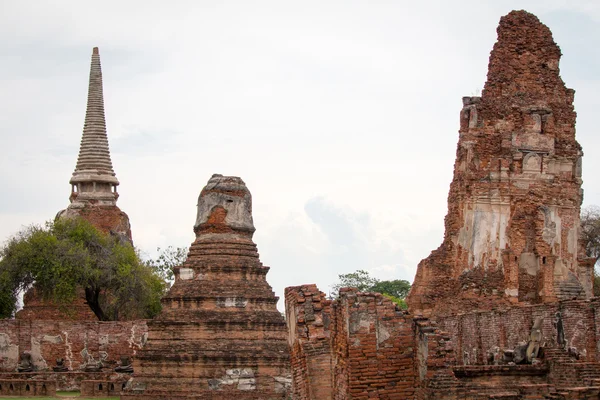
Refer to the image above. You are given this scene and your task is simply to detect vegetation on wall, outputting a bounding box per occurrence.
[143,245,188,286]
[331,269,411,309]
[0,217,168,320]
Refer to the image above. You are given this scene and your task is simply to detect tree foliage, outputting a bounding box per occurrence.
[371,279,411,299]
[581,206,600,296]
[0,218,168,320]
[143,246,188,286]
[331,269,410,309]
[582,206,600,263]
[331,270,379,293]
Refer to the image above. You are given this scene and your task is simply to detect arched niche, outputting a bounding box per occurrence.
[523,153,541,172]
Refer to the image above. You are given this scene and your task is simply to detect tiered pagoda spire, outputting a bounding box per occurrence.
[69,47,120,206]
[21,47,132,320]
[56,47,131,242]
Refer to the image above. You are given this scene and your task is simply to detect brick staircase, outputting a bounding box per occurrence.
[457,384,553,400]
[575,363,600,386]
[553,275,585,301]
[544,387,600,399]
[544,346,600,399]
[451,366,550,399]
[544,348,576,389]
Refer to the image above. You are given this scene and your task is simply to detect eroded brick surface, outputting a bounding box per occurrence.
[15,288,97,321]
[407,10,592,317]
[0,319,146,390]
[286,11,600,400]
[286,289,600,399]
[122,175,290,400]
[286,286,417,399]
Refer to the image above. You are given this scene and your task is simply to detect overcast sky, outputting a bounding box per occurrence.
[1,1,599,308]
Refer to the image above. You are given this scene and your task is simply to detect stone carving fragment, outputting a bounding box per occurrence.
[115,356,133,373]
[554,311,565,349]
[526,317,543,363]
[52,358,69,372]
[17,352,33,372]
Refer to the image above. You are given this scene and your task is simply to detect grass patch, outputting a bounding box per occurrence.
[57,390,119,399]
[0,392,119,400]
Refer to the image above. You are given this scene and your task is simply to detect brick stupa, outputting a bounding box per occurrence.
[123,175,291,400]
[17,47,131,321]
[408,11,594,317]
[56,47,132,241]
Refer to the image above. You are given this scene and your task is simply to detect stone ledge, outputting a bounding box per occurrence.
[453,365,549,378]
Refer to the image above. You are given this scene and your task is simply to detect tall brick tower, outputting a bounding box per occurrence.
[123,175,291,400]
[408,11,594,317]
[56,46,131,242]
[17,48,131,321]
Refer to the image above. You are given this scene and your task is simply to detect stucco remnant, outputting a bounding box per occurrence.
[408,10,593,317]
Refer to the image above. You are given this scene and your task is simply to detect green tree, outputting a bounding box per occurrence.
[331,269,378,294]
[0,218,168,320]
[143,246,188,286]
[581,206,600,296]
[371,279,411,299]
[331,269,411,309]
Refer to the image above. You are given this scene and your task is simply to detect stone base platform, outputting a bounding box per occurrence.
[0,371,131,392]
[448,364,600,399]
[0,379,56,397]
[122,390,287,400]
[81,379,129,397]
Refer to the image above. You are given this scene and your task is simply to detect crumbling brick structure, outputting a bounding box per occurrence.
[286,285,419,399]
[122,175,291,399]
[0,319,146,391]
[15,288,97,321]
[286,11,600,399]
[286,287,600,399]
[0,379,56,397]
[408,10,593,317]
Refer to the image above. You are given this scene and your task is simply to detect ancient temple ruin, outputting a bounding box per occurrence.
[122,175,291,399]
[285,11,600,399]
[408,10,593,317]
[17,47,132,321]
[0,48,146,398]
[3,9,600,400]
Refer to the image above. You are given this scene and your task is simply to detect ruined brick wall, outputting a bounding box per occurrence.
[285,285,416,399]
[593,298,600,358]
[413,319,457,400]
[435,300,598,366]
[0,319,147,372]
[285,291,600,399]
[71,204,132,242]
[336,289,416,399]
[408,10,592,318]
[15,288,97,321]
[285,284,333,400]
